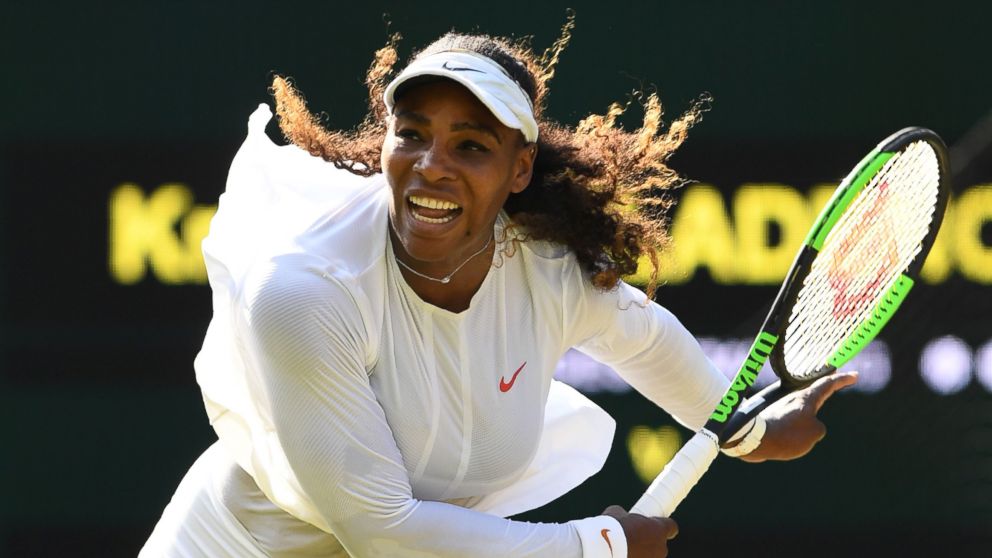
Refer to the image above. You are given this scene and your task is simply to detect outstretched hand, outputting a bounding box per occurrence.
[740,371,858,463]
[602,505,678,558]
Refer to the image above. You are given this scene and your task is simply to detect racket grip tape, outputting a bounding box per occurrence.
[629,430,720,518]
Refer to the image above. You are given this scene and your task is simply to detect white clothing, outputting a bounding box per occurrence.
[141,442,279,558]
[142,105,728,557]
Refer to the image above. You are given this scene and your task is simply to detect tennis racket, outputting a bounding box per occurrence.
[630,127,950,518]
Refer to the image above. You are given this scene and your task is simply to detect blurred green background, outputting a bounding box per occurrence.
[2,1,991,556]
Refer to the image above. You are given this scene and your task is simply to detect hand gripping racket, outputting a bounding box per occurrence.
[630,127,950,518]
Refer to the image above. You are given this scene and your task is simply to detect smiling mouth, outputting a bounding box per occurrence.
[408,195,463,224]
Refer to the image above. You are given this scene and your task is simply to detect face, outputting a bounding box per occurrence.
[381,79,536,272]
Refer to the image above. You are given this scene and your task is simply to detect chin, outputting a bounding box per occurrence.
[393,222,457,264]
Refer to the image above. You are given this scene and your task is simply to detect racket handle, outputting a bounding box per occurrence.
[629,430,720,518]
[724,380,785,441]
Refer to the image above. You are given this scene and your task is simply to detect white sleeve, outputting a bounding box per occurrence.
[240,257,622,558]
[562,259,728,432]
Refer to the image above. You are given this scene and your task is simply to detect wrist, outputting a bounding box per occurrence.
[720,415,767,458]
[570,515,627,558]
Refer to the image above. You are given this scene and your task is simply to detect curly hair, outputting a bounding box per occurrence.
[271,17,708,299]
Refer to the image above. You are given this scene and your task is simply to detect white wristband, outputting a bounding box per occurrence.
[720,415,767,457]
[570,515,628,558]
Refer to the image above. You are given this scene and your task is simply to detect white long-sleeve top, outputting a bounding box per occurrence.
[193,105,729,557]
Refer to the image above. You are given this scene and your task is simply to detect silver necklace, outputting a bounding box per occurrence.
[394,234,494,284]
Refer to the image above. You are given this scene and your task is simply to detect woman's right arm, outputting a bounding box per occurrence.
[239,255,623,557]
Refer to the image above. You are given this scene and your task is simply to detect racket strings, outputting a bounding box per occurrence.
[786,182,930,374]
[787,147,937,370]
[783,141,941,379]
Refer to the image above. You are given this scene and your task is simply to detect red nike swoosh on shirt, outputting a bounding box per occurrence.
[601,529,613,555]
[499,362,526,392]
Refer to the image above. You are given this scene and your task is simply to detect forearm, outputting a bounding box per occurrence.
[330,498,584,557]
[334,498,633,557]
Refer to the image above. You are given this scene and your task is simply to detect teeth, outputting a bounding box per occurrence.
[413,212,457,224]
[409,195,461,210]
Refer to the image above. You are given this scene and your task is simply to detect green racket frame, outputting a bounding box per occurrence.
[707,127,950,439]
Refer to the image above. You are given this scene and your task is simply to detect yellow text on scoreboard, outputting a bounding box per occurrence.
[109,184,213,285]
[108,183,992,285]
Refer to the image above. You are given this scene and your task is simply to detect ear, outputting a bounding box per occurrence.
[510,142,538,194]
[380,115,396,171]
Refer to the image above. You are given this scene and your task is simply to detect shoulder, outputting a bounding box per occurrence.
[240,252,374,365]
[510,226,648,310]
[512,233,585,292]
[503,217,575,279]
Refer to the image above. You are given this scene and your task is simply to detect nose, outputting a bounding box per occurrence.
[413,141,456,183]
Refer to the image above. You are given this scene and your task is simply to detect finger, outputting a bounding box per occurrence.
[655,517,679,539]
[816,421,827,442]
[807,371,859,412]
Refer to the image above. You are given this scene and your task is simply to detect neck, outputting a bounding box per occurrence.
[388,227,497,313]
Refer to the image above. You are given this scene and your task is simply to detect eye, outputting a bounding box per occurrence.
[459,140,490,153]
[396,128,422,141]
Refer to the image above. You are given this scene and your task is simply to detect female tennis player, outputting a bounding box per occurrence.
[140,26,856,558]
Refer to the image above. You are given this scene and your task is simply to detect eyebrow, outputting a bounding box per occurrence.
[395,110,502,145]
[452,122,502,144]
[395,110,429,124]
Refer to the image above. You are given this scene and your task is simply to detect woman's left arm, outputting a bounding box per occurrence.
[563,271,730,432]
[563,266,855,461]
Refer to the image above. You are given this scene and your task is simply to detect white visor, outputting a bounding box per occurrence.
[383,50,539,143]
